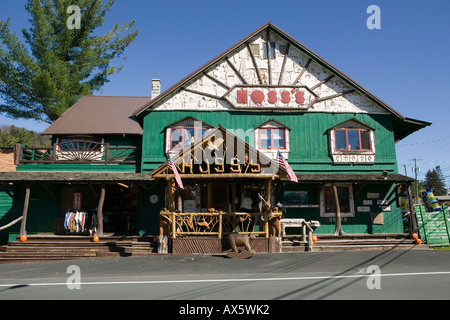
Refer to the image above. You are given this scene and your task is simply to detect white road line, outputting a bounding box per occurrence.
[0,271,449,288]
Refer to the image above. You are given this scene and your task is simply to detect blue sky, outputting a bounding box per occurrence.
[1,0,449,184]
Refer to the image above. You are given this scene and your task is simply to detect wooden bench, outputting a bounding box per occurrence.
[281,219,321,241]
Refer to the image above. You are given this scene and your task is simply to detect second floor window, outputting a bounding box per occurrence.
[334,128,371,151]
[170,126,208,150]
[259,128,286,149]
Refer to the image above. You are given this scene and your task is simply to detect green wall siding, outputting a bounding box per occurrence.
[279,183,403,235]
[141,111,398,173]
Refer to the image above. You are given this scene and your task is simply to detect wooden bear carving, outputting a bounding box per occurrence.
[228,233,255,254]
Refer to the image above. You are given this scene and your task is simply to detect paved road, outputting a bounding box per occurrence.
[0,250,449,304]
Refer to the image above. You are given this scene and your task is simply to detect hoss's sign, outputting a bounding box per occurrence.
[223,85,318,110]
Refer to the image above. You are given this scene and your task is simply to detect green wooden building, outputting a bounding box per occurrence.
[0,22,430,251]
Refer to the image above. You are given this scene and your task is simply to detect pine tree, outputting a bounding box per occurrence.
[0,0,138,124]
[424,166,447,196]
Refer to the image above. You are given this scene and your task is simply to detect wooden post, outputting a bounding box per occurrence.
[332,185,347,236]
[172,211,176,239]
[218,212,223,239]
[168,180,175,211]
[407,183,419,234]
[307,228,313,252]
[52,144,57,163]
[19,183,31,237]
[104,143,110,164]
[302,224,307,243]
[97,184,106,237]
[265,179,271,238]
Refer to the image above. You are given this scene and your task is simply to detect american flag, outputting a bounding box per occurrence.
[167,154,184,189]
[277,151,298,183]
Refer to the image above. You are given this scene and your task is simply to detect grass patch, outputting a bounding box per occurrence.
[431,246,450,251]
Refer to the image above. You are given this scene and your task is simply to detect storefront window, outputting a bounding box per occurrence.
[321,185,354,217]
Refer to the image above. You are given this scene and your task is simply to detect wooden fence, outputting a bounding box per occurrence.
[159,211,281,238]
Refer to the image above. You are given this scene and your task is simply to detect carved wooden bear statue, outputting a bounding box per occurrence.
[228,233,255,254]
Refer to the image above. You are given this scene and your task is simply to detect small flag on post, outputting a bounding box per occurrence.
[167,154,184,189]
[277,151,298,183]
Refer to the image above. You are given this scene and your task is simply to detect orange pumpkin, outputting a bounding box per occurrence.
[411,233,419,240]
[93,235,99,242]
[312,235,318,242]
[19,235,27,242]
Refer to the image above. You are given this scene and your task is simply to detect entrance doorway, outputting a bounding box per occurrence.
[59,183,139,235]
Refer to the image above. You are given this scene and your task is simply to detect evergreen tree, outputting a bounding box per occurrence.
[0,0,138,124]
[0,125,50,147]
[424,166,447,196]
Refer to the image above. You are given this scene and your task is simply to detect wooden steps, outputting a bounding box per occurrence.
[0,235,159,263]
[282,234,430,252]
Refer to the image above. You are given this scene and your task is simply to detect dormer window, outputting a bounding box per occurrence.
[259,128,286,150]
[334,128,372,151]
[170,126,209,150]
[329,119,376,163]
[165,116,212,154]
[255,119,290,160]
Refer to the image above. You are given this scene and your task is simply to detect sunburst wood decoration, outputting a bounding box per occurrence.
[145,23,388,116]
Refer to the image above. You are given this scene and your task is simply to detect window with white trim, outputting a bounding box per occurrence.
[320,184,355,218]
[259,127,286,150]
[165,117,212,154]
[255,119,290,160]
[328,119,375,163]
[170,126,209,150]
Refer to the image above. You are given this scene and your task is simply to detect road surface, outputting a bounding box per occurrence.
[0,250,449,304]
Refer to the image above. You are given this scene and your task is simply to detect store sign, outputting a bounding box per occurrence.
[223,85,318,110]
[332,154,375,163]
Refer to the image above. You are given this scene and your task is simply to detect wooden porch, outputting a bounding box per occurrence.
[14,141,139,165]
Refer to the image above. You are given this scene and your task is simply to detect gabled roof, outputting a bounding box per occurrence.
[255,119,291,130]
[328,118,376,132]
[133,21,430,141]
[43,96,151,136]
[164,116,213,129]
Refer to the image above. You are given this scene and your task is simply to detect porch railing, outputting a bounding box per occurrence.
[14,142,139,165]
[159,210,281,238]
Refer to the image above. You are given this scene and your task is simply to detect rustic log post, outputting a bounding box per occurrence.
[172,211,176,239]
[265,179,271,238]
[168,180,175,211]
[97,183,106,237]
[332,185,347,236]
[52,143,57,164]
[104,143,110,164]
[218,212,223,238]
[13,143,22,165]
[19,183,31,237]
[407,183,419,234]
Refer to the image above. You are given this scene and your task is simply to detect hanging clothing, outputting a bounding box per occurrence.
[63,210,96,234]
